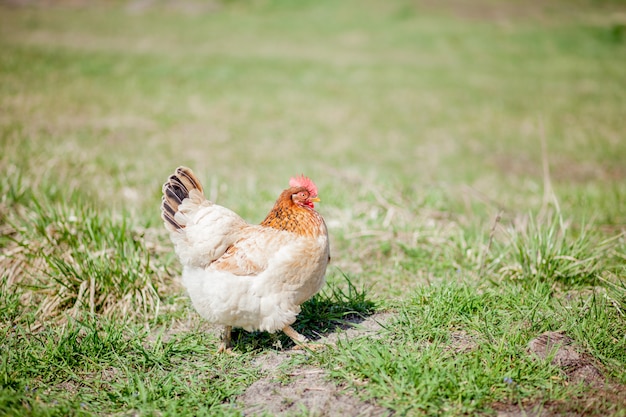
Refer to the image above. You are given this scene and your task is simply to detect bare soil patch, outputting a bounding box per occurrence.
[237,313,393,417]
[490,152,626,185]
[494,331,626,417]
[528,331,604,387]
[414,0,626,23]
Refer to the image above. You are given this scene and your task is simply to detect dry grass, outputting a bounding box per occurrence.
[0,188,171,328]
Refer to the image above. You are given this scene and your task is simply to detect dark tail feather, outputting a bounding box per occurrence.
[165,177,188,204]
[176,166,203,194]
[161,166,204,231]
[161,200,179,230]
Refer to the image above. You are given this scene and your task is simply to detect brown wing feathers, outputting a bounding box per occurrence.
[161,167,204,231]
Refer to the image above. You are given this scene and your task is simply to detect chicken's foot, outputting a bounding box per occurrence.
[217,325,232,353]
[282,325,325,351]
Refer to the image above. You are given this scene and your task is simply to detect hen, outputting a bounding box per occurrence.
[161,167,330,352]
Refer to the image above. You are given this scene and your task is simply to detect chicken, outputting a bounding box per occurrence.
[161,166,330,352]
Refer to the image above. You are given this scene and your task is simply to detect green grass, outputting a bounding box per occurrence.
[1,315,259,416]
[1,0,625,415]
[493,212,621,286]
[315,280,626,415]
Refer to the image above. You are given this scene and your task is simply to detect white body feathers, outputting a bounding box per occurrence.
[167,188,330,333]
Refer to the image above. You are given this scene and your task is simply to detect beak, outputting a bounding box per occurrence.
[310,197,321,203]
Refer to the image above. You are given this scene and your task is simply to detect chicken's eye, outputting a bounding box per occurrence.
[292,191,309,201]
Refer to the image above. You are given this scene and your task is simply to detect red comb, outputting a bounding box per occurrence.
[289,175,318,197]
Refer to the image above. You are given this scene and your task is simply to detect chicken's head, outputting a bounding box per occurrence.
[289,175,320,209]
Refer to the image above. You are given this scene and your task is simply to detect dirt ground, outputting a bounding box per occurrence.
[236,313,394,417]
[236,323,626,417]
[491,331,626,417]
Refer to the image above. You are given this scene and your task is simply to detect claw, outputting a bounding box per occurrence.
[292,343,326,352]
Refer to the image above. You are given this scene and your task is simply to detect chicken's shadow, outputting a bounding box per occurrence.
[231,276,378,351]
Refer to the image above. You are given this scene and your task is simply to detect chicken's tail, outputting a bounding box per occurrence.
[161,166,205,232]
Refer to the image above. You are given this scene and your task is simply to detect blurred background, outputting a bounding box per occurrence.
[1,0,625,295]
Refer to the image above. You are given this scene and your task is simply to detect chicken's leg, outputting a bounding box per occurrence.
[282,325,325,351]
[217,325,232,353]
[282,324,309,344]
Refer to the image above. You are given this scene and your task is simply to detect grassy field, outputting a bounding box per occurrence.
[1,0,625,415]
